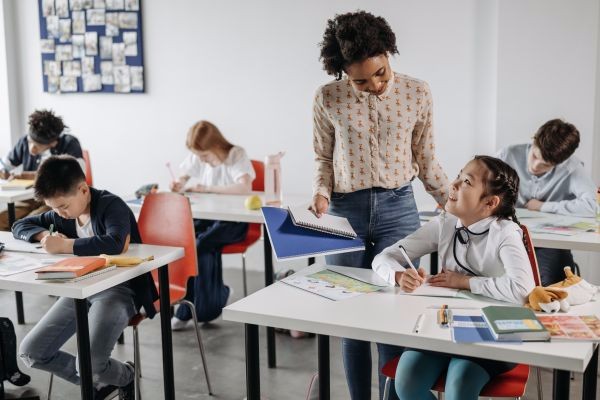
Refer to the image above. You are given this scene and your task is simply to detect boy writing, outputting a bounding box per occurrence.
[497,118,596,285]
[12,155,157,400]
[0,109,84,230]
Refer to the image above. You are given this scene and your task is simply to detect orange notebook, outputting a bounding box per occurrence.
[36,257,107,280]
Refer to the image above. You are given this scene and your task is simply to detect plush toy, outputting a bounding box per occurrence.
[526,266,598,313]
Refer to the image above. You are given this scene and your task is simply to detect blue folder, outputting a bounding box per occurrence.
[261,206,364,261]
[451,315,495,343]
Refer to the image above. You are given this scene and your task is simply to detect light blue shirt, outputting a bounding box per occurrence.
[497,144,596,217]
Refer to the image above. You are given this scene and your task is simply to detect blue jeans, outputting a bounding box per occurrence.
[326,185,421,400]
[175,219,248,322]
[19,285,136,387]
[395,350,490,400]
[535,247,576,286]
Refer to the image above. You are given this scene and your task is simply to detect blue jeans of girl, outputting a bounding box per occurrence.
[325,184,421,400]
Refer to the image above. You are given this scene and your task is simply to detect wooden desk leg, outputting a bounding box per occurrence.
[74,299,94,400]
[245,324,260,400]
[8,202,25,326]
[430,251,439,275]
[318,335,330,400]
[582,345,598,400]
[553,369,570,400]
[158,265,175,400]
[262,227,276,368]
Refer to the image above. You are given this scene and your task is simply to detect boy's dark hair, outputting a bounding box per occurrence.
[34,155,86,199]
[319,11,398,80]
[533,119,579,165]
[28,109,66,145]
[474,155,521,226]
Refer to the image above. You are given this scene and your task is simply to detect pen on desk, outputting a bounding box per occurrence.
[398,245,417,271]
[426,305,479,310]
[413,313,425,333]
[437,304,448,327]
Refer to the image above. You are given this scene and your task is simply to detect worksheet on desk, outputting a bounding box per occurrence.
[0,253,43,276]
[399,284,470,298]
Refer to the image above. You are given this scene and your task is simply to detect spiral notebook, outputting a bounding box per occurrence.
[288,204,357,239]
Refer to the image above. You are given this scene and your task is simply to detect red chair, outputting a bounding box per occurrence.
[381,224,542,400]
[221,160,264,296]
[82,149,93,186]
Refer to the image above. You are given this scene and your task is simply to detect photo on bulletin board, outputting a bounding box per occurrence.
[37,0,144,94]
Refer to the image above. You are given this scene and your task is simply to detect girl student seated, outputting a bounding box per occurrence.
[372,155,535,400]
[170,120,255,330]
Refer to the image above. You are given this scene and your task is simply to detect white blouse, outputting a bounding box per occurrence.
[372,212,535,304]
[179,146,255,188]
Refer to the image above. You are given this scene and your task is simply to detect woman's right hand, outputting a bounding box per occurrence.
[170,181,184,192]
[309,194,329,218]
[395,267,427,292]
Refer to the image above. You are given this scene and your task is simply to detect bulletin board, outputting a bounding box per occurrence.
[37,0,145,94]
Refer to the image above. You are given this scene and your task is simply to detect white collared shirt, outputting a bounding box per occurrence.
[372,212,535,304]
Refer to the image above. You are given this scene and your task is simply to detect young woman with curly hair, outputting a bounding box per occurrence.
[310,11,449,399]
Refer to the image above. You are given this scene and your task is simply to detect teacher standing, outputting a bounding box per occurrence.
[311,11,449,400]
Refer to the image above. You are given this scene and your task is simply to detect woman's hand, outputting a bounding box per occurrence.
[309,194,329,218]
[395,267,427,292]
[169,181,184,192]
[428,268,471,290]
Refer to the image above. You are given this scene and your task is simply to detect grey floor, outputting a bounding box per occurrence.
[1,268,598,399]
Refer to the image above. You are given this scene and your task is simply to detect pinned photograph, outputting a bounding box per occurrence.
[55,44,73,61]
[105,12,119,36]
[43,60,61,77]
[82,56,95,75]
[47,76,59,93]
[72,34,84,58]
[82,0,93,8]
[63,60,82,77]
[46,15,59,39]
[123,31,137,56]
[93,0,106,8]
[72,10,86,34]
[100,36,113,59]
[106,0,124,10]
[124,0,139,11]
[69,0,83,11]
[40,39,55,54]
[60,76,78,92]
[111,42,125,65]
[100,61,114,84]
[130,66,143,91]
[42,0,55,16]
[87,8,106,25]
[118,12,138,29]
[56,0,69,17]
[59,19,71,42]
[83,74,102,91]
[84,31,98,55]
[113,65,131,92]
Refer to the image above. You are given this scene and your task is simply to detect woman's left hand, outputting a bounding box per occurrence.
[428,268,471,290]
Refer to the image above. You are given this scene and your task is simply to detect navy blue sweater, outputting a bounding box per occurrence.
[12,188,159,318]
[7,134,83,172]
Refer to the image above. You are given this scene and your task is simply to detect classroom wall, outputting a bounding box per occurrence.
[2,0,600,278]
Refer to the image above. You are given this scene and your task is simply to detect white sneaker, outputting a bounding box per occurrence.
[170,316,190,331]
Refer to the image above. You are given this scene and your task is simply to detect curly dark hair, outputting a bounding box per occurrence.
[28,109,66,145]
[533,119,579,165]
[34,155,85,199]
[319,11,398,80]
[474,155,521,226]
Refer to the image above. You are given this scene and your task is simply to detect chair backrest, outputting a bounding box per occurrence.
[251,160,264,192]
[137,192,198,290]
[520,224,541,286]
[82,150,93,186]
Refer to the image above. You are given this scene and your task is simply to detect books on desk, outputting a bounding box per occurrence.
[481,306,549,342]
[288,204,357,238]
[261,206,364,261]
[0,179,35,191]
[537,315,600,341]
[36,256,107,280]
[530,221,596,236]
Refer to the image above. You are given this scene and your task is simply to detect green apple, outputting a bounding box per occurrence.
[244,195,262,210]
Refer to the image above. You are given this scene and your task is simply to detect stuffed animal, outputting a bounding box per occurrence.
[526,266,598,313]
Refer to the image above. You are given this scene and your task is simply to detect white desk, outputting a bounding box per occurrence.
[224,264,599,400]
[0,188,36,325]
[127,192,311,369]
[0,231,184,400]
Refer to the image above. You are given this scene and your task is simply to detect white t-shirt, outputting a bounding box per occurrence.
[179,146,255,188]
[76,218,94,238]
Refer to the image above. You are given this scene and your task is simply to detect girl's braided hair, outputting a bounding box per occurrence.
[474,155,521,226]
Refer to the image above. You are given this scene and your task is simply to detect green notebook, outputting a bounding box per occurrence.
[481,306,550,342]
